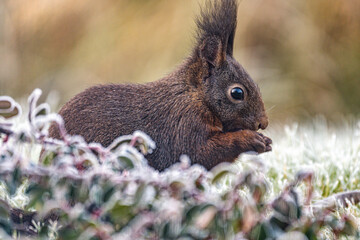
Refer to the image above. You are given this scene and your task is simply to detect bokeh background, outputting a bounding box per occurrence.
[0,0,359,123]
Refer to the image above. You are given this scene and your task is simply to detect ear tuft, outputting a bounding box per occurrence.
[196,0,238,58]
[200,37,225,68]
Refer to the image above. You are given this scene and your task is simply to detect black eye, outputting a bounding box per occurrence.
[230,87,244,101]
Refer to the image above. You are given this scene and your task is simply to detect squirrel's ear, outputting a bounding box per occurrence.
[199,36,225,68]
[227,29,235,56]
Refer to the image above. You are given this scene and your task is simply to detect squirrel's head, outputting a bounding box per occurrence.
[200,54,268,132]
[191,0,268,132]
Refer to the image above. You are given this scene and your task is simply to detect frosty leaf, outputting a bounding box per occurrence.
[0,96,21,119]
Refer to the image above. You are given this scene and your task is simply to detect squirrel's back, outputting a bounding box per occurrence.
[49,66,216,170]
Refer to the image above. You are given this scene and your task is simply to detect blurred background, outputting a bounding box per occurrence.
[0,0,359,123]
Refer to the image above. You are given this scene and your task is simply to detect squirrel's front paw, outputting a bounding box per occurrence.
[239,130,272,153]
[258,132,272,152]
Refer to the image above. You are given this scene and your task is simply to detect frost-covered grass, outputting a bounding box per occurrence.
[1,90,360,239]
[6,115,360,201]
[236,120,360,238]
[6,116,360,206]
[235,118,360,216]
[260,119,360,198]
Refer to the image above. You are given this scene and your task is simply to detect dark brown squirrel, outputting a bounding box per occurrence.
[48,0,272,171]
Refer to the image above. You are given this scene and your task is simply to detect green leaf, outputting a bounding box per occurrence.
[108,202,133,227]
[7,166,22,196]
[211,170,232,185]
[0,217,12,236]
[0,200,10,218]
[133,183,146,206]
[249,222,274,240]
[58,225,82,240]
[26,183,51,209]
[41,151,57,166]
[117,156,135,170]
[102,184,116,203]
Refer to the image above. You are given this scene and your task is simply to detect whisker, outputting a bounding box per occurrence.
[266,105,276,113]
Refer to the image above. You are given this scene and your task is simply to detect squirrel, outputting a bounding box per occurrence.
[48,0,272,171]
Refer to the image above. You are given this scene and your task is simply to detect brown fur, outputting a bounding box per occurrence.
[48,0,272,171]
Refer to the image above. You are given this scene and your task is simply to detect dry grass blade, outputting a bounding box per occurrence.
[312,190,360,213]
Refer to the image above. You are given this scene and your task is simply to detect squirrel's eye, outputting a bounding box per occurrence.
[230,87,244,101]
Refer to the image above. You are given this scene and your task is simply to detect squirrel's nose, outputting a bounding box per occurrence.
[256,116,268,130]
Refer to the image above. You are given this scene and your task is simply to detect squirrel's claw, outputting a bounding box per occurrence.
[248,131,273,153]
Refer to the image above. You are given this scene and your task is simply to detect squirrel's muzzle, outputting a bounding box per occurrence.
[256,116,268,130]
